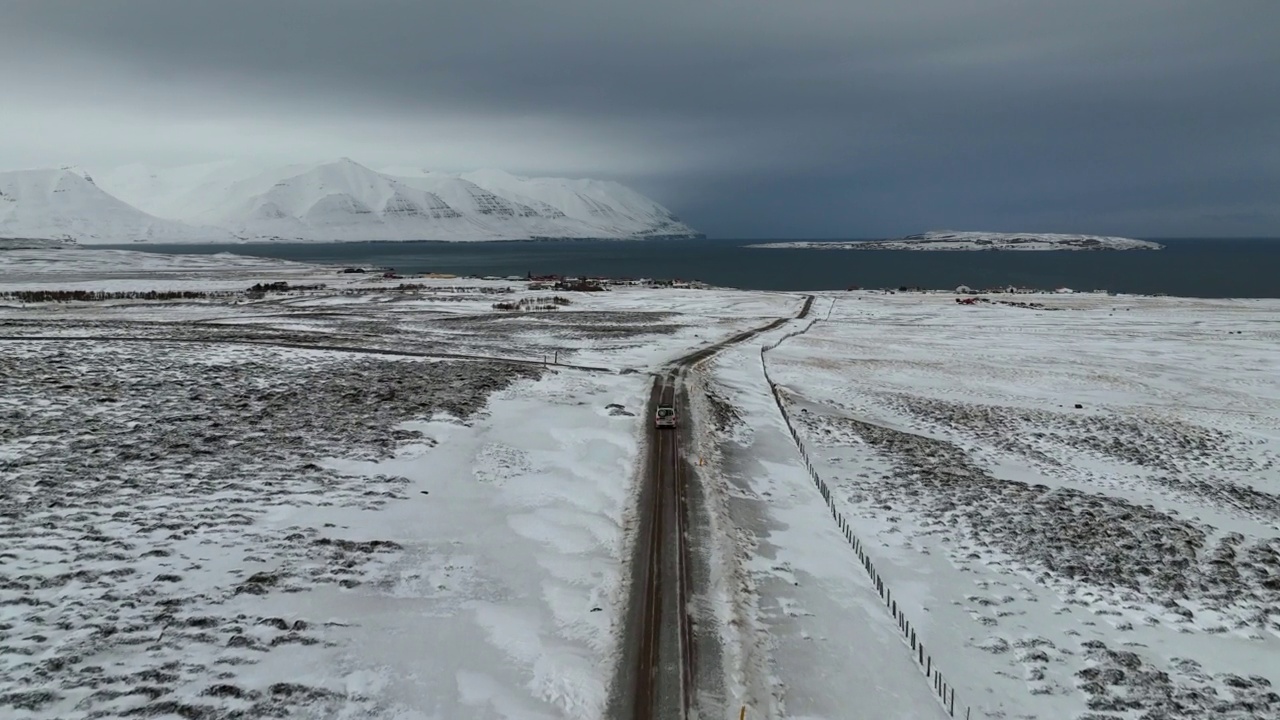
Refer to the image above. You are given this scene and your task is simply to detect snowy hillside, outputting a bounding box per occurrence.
[0,168,232,244]
[93,159,701,242]
[384,170,611,239]
[753,231,1163,251]
[460,168,695,239]
[100,160,311,223]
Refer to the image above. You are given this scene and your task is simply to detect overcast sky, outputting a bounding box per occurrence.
[3,0,1277,238]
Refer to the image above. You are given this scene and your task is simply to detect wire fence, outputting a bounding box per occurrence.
[758,313,974,720]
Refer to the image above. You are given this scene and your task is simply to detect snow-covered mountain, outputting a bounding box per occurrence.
[398,166,695,240]
[382,169,610,239]
[100,160,311,223]
[91,159,701,243]
[0,168,232,244]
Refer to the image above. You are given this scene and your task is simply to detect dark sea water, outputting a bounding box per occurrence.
[105,238,1280,298]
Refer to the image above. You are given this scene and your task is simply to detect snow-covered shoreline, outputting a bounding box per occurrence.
[752,231,1164,251]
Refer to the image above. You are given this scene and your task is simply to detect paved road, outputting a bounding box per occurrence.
[611,294,814,720]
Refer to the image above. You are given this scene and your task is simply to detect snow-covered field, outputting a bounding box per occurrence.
[701,291,1279,718]
[6,247,1276,720]
[0,248,324,287]
[0,248,794,719]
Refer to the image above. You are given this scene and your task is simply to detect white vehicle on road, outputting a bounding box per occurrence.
[655,404,677,429]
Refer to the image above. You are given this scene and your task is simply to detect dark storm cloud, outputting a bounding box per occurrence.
[3,0,1278,237]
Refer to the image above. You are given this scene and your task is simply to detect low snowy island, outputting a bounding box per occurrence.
[752,231,1164,251]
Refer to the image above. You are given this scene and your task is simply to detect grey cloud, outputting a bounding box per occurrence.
[3,0,1278,237]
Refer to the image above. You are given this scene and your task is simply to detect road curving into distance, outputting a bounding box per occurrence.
[610,293,814,720]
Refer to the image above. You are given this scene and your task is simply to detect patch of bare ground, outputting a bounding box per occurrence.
[1074,641,1279,719]
[788,395,1280,718]
[785,396,1280,620]
[0,339,539,717]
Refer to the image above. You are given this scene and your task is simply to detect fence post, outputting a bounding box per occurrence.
[764,337,966,720]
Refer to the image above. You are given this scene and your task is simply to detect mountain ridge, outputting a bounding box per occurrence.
[0,168,234,244]
[58,158,702,244]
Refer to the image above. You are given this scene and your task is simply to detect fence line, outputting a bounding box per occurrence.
[758,310,973,720]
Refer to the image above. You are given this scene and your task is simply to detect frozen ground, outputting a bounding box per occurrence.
[739,292,1280,719]
[0,248,332,291]
[0,248,797,719]
[684,336,950,720]
[0,248,793,370]
[10,248,1275,720]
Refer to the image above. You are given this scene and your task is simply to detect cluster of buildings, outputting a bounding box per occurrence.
[855,284,1116,295]
[953,284,1093,295]
[522,273,708,292]
[336,265,710,292]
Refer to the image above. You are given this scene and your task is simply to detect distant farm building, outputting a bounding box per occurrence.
[554,278,607,292]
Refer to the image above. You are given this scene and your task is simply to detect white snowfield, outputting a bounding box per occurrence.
[733,291,1280,719]
[752,231,1164,251]
[0,247,791,720]
[1,248,1275,720]
[21,158,700,244]
[0,247,322,281]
